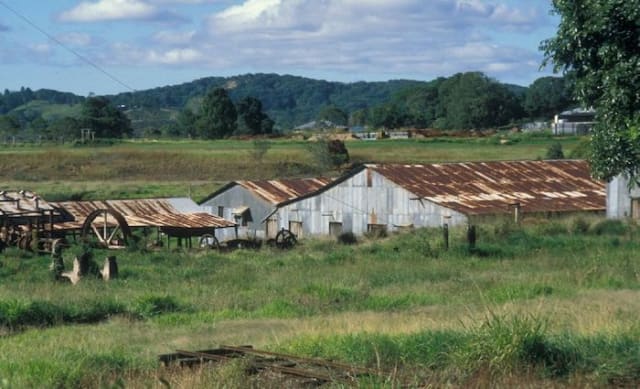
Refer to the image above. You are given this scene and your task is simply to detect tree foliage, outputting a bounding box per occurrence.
[435,72,523,129]
[80,97,132,138]
[541,0,640,180]
[196,88,237,139]
[236,96,273,135]
[524,76,573,119]
[317,105,348,126]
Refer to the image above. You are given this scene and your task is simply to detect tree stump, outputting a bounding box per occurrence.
[100,256,118,281]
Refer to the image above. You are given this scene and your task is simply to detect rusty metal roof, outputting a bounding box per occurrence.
[53,198,235,230]
[0,190,61,218]
[368,160,605,216]
[236,177,333,205]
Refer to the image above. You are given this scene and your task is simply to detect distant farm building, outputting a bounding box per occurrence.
[606,175,640,219]
[200,178,332,242]
[262,160,605,237]
[552,108,596,135]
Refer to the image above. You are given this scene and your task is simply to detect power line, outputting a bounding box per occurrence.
[0,0,136,93]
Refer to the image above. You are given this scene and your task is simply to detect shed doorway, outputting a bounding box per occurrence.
[289,221,303,239]
[632,198,640,219]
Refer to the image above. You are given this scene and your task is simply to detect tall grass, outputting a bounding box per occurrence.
[1,218,640,386]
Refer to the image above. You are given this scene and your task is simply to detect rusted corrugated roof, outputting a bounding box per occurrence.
[237,177,333,205]
[53,198,235,230]
[369,160,605,216]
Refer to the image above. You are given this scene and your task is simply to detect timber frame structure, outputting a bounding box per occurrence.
[53,198,237,249]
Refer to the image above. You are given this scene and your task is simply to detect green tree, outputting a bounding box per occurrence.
[0,114,21,137]
[174,108,198,138]
[541,0,640,180]
[436,72,522,129]
[524,76,573,119]
[197,88,237,139]
[80,97,132,138]
[316,105,348,126]
[236,96,273,135]
[370,103,406,129]
[46,117,81,140]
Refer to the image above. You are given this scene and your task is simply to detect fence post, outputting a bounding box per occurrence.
[443,223,449,250]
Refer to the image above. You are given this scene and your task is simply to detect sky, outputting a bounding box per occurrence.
[0,0,560,96]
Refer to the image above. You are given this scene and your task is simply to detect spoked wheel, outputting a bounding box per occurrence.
[275,229,297,249]
[81,209,132,249]
[199,234,220,249]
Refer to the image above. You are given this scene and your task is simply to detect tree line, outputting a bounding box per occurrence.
[0,72,575,141]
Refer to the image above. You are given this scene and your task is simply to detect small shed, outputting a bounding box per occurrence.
[552,108,596,135]
[606,175,640,219]
[199,178,332,241]
[266,160,606,237]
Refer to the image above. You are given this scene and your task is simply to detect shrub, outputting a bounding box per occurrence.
[337,232,358,245]
[131,295,182,319]
[545,143,565,159]
[590,219,627,235]
[570,217,590,234]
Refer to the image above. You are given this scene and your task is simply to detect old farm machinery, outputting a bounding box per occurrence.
[52,198,237,250]
[0,190,68,254]
[1,192,295,253]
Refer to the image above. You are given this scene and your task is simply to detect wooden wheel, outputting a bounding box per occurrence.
[275,228,297,249]
[199,234,220,249]
[81,209,131,249]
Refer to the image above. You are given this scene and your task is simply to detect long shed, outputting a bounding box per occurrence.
[266,160,605,237]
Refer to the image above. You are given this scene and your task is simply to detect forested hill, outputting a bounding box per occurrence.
[1,73,571,136]
[107,73,427,129]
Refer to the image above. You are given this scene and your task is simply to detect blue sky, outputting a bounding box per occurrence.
[0,0,559,96]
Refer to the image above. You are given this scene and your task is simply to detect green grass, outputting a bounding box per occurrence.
[0,134,584,200]
[1,218,640,387]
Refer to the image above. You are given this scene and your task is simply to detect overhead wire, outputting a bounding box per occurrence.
[0,0,136,92]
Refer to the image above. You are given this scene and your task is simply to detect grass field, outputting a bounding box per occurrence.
[2,132,623,387]
[1,217,639,387]
[0,132,584,201]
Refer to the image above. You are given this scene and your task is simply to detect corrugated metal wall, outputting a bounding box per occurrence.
[275,168,467,236]
[607,175,640,219]
[201,185,273,241]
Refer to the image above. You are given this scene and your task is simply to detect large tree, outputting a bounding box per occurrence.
[236,96,274,135]
[541,0,640,181]
[80,96,132,138]
[435,72,522,129]
[524,76,573,119]
[197,88,237,139]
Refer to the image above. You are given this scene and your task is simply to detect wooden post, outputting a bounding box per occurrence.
[443,223,449,250]
[467,225,477,250]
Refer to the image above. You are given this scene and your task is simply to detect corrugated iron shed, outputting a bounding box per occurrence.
[211,178,333,205]
[53,198,235,230]
[369,160,605,215]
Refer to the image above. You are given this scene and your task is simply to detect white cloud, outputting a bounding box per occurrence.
[59,0,161,22]
[147,48,204,64]
[57,32,93,46]
[152,30,196,45]
[29,43,54,55]
[77,0,551,84]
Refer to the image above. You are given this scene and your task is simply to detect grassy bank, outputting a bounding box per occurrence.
[1,217,639,387]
